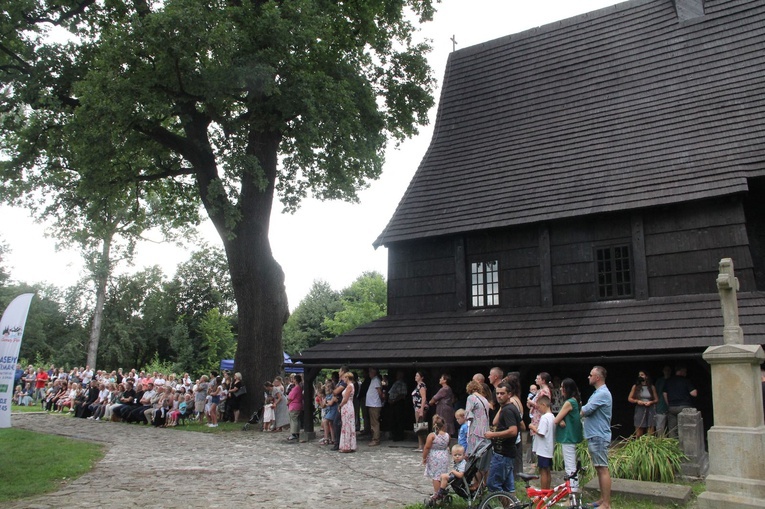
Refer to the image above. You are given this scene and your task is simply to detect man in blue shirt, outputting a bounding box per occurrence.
[581,366,612,509]
[14,363,24,391]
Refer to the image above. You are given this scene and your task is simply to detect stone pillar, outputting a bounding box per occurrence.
[677,408,708,478]
[698,259,765,509]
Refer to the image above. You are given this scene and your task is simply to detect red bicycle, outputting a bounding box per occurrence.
[512,462,585,509]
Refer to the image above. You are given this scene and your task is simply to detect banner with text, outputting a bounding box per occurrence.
[0,293,35,428]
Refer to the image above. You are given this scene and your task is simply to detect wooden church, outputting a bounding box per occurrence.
[299,0,765,427]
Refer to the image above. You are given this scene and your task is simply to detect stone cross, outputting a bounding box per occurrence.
[716,258,743,344]
[451,34,458,52]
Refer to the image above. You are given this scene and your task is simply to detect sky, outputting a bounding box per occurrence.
[0,0,620,310]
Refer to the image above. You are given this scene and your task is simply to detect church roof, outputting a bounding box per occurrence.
[374,0,765,247]
[297,292,765,367]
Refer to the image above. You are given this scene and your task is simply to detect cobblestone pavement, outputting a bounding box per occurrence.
[7,413,431,509]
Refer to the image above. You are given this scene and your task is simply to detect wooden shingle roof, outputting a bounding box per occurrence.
[374,0,765,247]
[298,292,765,366]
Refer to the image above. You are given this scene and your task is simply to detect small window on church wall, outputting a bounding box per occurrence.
[470,261,499,308]
[596,245,632,299]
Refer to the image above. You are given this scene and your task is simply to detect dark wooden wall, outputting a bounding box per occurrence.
[387,196,757,314]
[465,225,541,308]
[387,237,457,315]
[743,177,765,291]
[549,215,633,305]
[643,198,756,296]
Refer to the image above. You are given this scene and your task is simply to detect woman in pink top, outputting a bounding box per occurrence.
[287,374,304,441]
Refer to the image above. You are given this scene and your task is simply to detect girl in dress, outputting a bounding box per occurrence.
[262,382,275,431]
[272,376,290,431]
[207,377,221,428]
[423,414,451,500]
[166,392,183,427]
[338,372,356,453]
[320,381,337,445]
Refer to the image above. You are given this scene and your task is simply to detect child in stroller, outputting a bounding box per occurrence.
[426,440,493,508]
[427,444,466,506]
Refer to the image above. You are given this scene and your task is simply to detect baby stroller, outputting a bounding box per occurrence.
[242,407,261,431]
[428,440,495,508]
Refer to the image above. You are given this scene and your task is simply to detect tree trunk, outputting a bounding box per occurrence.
[226,232,288,420]
[86,234,112,370]
[196,129,289,420]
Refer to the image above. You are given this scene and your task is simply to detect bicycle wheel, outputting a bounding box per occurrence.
[479,491,525,509]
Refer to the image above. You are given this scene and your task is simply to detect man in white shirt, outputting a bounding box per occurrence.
[366,367,385,446]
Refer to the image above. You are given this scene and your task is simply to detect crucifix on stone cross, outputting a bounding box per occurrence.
[451,34,458,52]
[716,258,743,344]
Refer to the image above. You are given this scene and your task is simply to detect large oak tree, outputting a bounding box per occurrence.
[1,0,436,415]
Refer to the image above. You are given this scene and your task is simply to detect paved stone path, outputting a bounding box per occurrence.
[7,413,431,509]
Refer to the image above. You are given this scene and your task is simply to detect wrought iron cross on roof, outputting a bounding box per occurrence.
[451,34,458,52]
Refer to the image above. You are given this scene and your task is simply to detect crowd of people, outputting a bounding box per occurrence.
[11,364,246,427]
[12,361,710,509]
[290,364,701,509]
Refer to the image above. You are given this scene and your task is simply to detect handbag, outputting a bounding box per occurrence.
[236,385,247,396]
[413,421,429,434]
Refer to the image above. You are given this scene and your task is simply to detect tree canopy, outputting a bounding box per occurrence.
[282,280,341,355]
[324,271,387,336]
[1,0,437,414]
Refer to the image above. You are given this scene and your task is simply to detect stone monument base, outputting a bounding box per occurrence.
[698,483,765,509]
[696,425,765,509]
[678,407,708,478]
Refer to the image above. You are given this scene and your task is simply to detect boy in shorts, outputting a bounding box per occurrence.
[529,395,554,489]
[427,444,467,505]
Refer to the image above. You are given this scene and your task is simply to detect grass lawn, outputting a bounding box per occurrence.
[0,427,105,503]
[10,404,46,413]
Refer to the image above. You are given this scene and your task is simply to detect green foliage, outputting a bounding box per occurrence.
[552,436,684,486]
[97,266,167,369]
[323,271,387,336]
[199,308,236,373]
[0,237,9,287]
[282,280,341,355]
[0,244,236,375]
[0,428,104,503]
[0,282,88,368]
[609,435,686,483]
[140,352,176,377]
[1,0,436,405]
[169,320,195,375]
[170,244,235,319]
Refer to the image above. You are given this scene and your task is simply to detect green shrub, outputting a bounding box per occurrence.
[609,435,685,483]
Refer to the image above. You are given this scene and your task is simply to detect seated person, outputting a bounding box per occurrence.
[13,385,32,406]
[427,444,467,505]
[126,382,157,423]
[113,382,142,421]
